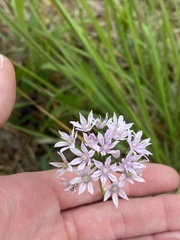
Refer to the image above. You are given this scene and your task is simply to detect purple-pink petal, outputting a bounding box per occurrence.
[79,183,87,194]
[94,160,103,168]
[103,190,111,202]
[112,193,119,208]
[87,182,94,195]
[70,157,82,165]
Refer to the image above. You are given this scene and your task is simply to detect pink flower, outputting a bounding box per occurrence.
[70,110,94,132]
[70,166,96,195]
[128,131,152,156]
[94,113,108,129]
[54,128,77,152]
[91,156,118,186]
[98,130,120,157]
[70,142,95,170]
[107,113,133,140]
[103,181,129,208]
[49,152,73,177]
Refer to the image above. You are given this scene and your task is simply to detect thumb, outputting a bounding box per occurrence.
[0,55,16,127]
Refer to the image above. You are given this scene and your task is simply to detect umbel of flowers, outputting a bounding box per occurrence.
[50,111,152,208]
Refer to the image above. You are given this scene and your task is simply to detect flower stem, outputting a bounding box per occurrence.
[98,179,105,198]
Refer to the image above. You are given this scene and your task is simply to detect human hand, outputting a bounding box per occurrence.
[0,55,179,240]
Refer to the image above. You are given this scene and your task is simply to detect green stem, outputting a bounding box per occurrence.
[98,179,105,198]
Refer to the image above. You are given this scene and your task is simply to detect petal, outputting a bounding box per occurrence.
[70,121,82,129]
[113,112,117,124]
[109,140,119,149]
[79,113,87,125]
[59,131,70,140]
[118,189,129,201]
[54,141,67,148]
[135,131,143,141]
[70,148,82,156]
[132,174,145,182]
[103,190,111,202]
[101,175,107,187]
[87,182,94,195]
[88,110,93,124]
[111,150,120,158]
[112,193,119,208]
[93,160,103,168]
[60,146,70,153]
[91,170,101,178]
[78,162,86,170]
[70,157,82,165]
[79,183,87,194]
[127,178,134,184]
[89,150,95,157]
[108,173,117,183]
[67,165,73,172]
[49,162,62,168]
[105,156,111,166]
[70,177,82,185]
[81,142,87,153]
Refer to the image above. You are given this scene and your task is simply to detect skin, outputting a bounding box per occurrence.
[0,55,180,240]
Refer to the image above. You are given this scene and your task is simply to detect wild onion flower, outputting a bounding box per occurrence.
[50,111,152,208]
[49,152,73,177]
[54,128,77,152]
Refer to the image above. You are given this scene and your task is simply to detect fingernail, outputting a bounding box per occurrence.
[0,54,5,70]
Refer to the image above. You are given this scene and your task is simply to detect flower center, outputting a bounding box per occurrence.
[112,186,118,193]
[84,123,89,130]
[81,155,87,161]
[83,175,91,183]
[102,167,108,174]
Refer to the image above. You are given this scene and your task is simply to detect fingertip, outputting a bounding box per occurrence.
[150,163,180,191]
[127,163,180,196]
[0,55,16,127]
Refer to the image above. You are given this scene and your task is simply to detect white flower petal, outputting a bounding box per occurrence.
[87,182,94,195]
[108,173,117,183]
[79,183,87,194]
[70,148,82,156]
[112,193,119,208]
[70,158,82,165]
[103,190,111,202]
[49,162,62,168]
[54,141,68,148]
[119,189,129,201]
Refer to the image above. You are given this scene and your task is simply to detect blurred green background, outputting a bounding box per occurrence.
[0,0,180,174]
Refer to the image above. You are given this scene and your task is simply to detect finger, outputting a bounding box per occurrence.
[125,163,179,196]
[62,194,180,240]
[124,231,180,240]
[45,163,179,210]
[0,55,16,127]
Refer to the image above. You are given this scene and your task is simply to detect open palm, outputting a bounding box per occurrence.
[0,165,179,240]
[0,55,180,240]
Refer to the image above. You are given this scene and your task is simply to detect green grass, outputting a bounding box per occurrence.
[0,0,180,171]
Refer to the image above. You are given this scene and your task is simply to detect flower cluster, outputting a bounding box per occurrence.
[50,111,152,208]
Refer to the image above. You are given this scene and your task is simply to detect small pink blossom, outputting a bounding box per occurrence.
[70,166,97,195]
[54,128,77,152]
[98,130,120,157]
[103,181,128,208]
[49,152,73,177]
[128,131,152,156]
[70,110,94,132]
[94,113,108,129]
[70,142,95,170]
[91,156,118,186]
